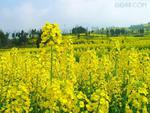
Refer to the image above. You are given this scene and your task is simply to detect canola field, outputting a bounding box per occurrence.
[0,23,150,113]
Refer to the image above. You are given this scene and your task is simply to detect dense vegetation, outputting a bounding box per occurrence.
[0,23,150,113]
[0,22,150,48]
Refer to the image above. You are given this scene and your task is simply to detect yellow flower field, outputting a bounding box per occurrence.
[0,23,150,113]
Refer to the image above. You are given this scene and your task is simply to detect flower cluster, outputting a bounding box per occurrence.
[40,22,62,47]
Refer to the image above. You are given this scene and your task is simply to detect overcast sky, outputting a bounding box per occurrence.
[0,0,150,32]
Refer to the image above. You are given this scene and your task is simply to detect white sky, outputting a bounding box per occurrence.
[0,0,150,32]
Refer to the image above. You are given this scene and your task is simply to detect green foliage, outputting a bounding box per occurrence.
[72,26,87,37]
[0,30,9,48]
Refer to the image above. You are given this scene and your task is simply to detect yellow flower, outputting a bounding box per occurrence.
[86,104,93,112]
[79,101,84,108]
[77,92,84,99]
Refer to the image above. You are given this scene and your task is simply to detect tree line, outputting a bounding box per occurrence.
[0,23,149,48]
[0,29,42,48]
[71,26,145,37]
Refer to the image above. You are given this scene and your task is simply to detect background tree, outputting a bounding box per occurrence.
[110,29,115,36]
[36,30,42,48]
[15,30,28,46]
[72,26,87,37]
[0,30,9,48]
[139,28,144,36]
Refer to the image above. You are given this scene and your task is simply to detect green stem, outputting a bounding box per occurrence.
[89,72,92,96]
[0,62,3,107]
[50,46,53,84]
[35,73,39,113]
